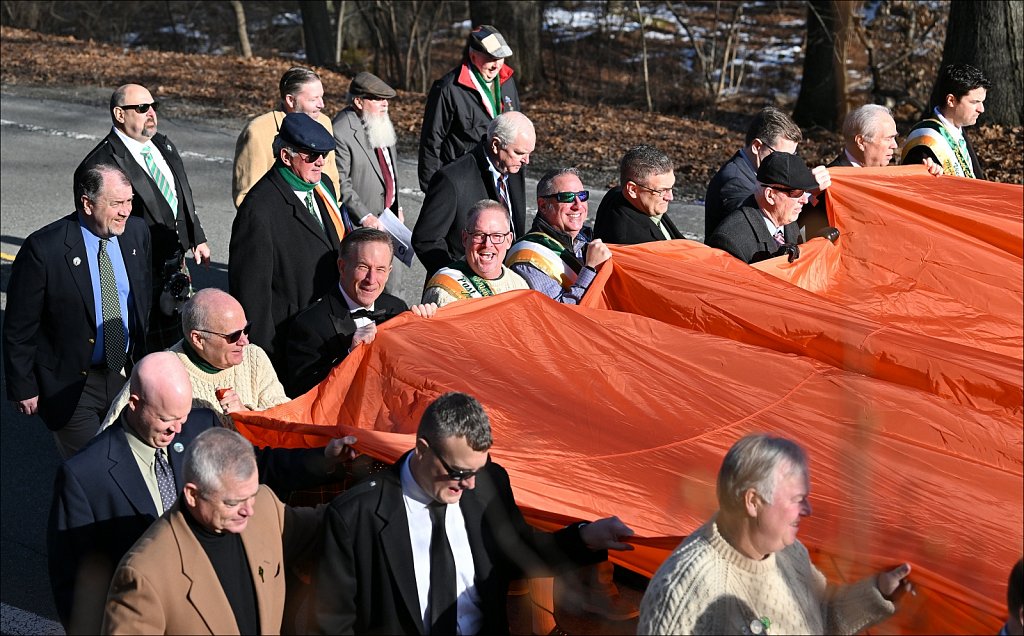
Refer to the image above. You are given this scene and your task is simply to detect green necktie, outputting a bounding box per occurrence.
[98,239,126,372]
[141,146,179,216]
[305,191,324,230]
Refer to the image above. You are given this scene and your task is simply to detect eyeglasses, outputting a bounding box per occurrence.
[540,190,590,204]
[765,185,808,199]
[118,102,159,113]
[631,181,675,198]
[195,322,252,344]
[466,231,511,245]
[428,443,485,481]
[296,150,328,163]
[759,140,778,154]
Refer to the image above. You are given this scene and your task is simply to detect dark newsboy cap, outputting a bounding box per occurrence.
[468,24,513,58]
[350,72,396,100]
[756,152,818,191]
[279,113,334,153]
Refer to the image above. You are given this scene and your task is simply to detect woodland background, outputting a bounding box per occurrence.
[2,0,1021,199]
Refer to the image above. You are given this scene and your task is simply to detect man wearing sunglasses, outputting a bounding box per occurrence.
[316,392,635,635]
[75,83,211,353]
[594,145,686,245]
[706,152,817,264]
[230,113,348,378]
[506,167,612,304]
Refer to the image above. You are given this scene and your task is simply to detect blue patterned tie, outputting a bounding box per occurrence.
[98,239,126,372]
[141,146,179,216]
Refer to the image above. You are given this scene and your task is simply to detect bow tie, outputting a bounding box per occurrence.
[350,308,390,322]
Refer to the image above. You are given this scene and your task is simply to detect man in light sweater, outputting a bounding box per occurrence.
[639,433,914,635]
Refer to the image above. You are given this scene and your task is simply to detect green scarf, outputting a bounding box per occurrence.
[449,260,496,297]
[182,340,221,375]
[276,160,317,192]
[469,64,501,117]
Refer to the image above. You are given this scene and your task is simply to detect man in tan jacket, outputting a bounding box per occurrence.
[232,66,340,208]
[102,426,323,635]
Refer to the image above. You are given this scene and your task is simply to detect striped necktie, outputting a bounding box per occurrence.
[305,191,325,231]
[98,238,126,372]
[773,229,786,246]
[141,146,178,216]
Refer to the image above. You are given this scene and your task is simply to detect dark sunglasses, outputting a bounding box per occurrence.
[195,322,252,344]
[297,150,328,163]
[428,443,485,481]
[765,185,808,199]
[118,102,159,113]
[540,190,590,204]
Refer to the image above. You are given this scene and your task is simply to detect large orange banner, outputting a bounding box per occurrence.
[235,168,1022,634]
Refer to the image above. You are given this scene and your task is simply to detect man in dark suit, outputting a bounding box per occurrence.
[593,145,685,245]
[49,352,356,634]
[413,111,534,279]
[707,152,821,264]
[75,84,210,351]
[286,229,436,398]
[230,113,347,378]
[314,392,635,635]
[4,164,151,458]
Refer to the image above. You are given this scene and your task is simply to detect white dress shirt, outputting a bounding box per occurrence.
[113,127,179,203]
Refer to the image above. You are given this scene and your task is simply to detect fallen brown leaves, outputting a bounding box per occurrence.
[2,26,1020,199]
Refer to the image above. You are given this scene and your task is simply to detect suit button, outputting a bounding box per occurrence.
[81,371,88,376]
[88,338,95,344]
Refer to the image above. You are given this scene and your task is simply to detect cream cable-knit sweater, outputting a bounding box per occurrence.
[638,516,894,635]
[422,264,529,307]
[99,340,290,431]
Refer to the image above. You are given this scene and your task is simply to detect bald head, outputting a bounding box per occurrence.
[110,83,158,142]
[126,353,193,448]
[181,289,250,370]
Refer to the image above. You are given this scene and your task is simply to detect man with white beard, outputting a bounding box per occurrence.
[333,72,407,296]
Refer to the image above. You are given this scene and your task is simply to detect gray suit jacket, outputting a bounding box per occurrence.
[707,195,801,264]
[332,107,399,224]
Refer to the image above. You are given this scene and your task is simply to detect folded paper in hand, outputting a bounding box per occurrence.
[378,209,413,267]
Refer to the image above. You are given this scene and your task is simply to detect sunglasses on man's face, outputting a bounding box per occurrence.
[297,150,328,163]
[118,102,159,113]
[540,190,590,204]
[195,322,252,344]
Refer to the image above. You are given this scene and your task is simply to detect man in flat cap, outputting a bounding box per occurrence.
[707,152,831,264]
[229,113,348,377]
[333,72,408,298]
[418,24,520,192]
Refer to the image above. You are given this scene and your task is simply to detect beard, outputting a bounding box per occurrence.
[363,111,397,149]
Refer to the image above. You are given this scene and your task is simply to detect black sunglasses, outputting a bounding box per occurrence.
[540,190,590,204]
[428,443,486,481]
[195,322,252,344]
[118,102,159,113]
[296,150,328,163]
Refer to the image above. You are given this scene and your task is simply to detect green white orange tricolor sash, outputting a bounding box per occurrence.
[901,119,975,178]
[506,233,578,289]
[426,262,496,299]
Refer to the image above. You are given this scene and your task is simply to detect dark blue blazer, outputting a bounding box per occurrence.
[705,149,758,238]
[3,213,151,430]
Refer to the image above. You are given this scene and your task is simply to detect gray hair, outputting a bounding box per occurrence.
[536,167,580,198]
[842,104,892,143]
[180,288,235,335]
[77,164,131,211]
[418,392,493,452]
[717,433,808,512]
[279,67,321,101]
[619,145,674,186]
[744,106,803,147]
[465,199,509,233]
[488,111,534,148]
[184,427,257,495]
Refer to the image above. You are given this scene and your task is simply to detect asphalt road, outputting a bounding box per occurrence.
[0,88,705,634]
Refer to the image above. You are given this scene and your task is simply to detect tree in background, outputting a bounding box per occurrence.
[793,0,858,130]
[933,0,1022,126]
[469,1,543,90]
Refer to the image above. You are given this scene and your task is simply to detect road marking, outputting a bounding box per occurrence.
[0,120,231,164]
[1,252,15,261]
[0,603,64,635]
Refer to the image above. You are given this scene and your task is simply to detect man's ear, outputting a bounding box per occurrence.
[854,133,867,152]
[182,483,200,508]
[743,488,760,517]
[944,93,957,110]
[187,329,204,352]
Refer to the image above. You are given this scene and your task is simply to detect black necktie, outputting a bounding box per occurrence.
[428,502,457,635]
[350,308,390,322]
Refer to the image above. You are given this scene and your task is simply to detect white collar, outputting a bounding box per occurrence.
[113,126,154,154]
[933,107,964,140]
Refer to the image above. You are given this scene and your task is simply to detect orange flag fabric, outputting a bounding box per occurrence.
[234,169,1022,634]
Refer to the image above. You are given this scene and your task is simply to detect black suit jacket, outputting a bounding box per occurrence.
[592,187,683,245]
[828,152,855,168]
[412,141,527,278]
[706,195,801,264]
[3,213,151,430]
[48,407,334,632]
[314,454,604,635]
[229,168,343,373]
[285,286,408,397]
[705,149,757,237]
[75,130,206,270]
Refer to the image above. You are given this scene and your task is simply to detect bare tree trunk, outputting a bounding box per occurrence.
[335,0,347,64]
[299,0,334,66]
[635,0,653,112]
[935,0,1023,126]
[229,0,252,58]
[793,0,855,130]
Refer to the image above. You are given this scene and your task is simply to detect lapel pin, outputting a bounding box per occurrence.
[132,249,136,256]
[173,442,184,453]
[72,257,82,266]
